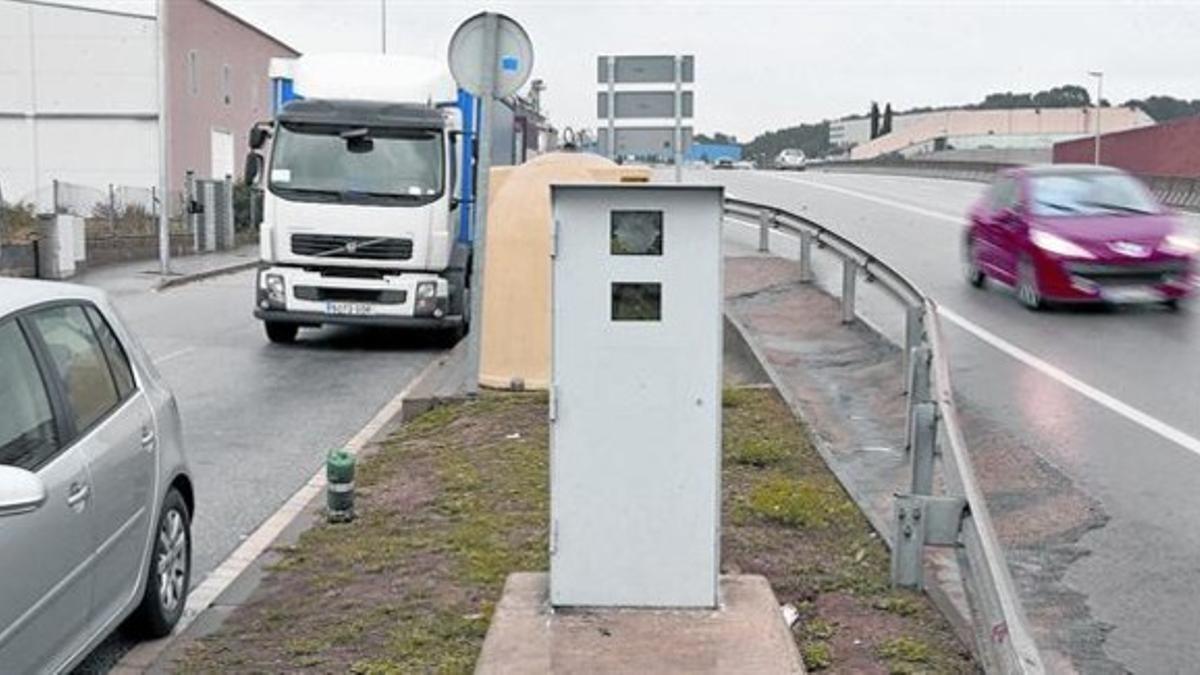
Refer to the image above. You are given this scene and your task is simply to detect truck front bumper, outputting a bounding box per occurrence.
[253,308,463,329]
[255,265,464,328]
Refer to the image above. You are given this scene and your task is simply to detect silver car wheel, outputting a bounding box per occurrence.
[156,508,188,613]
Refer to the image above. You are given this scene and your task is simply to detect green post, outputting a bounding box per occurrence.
[326,449,356,523]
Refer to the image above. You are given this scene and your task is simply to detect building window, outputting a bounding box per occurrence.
[187,51,198,96]
[221,64,232,105]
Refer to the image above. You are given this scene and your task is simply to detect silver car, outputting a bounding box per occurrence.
[0,280,193,673]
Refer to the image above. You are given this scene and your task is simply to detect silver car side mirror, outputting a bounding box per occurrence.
[0,466,47,518]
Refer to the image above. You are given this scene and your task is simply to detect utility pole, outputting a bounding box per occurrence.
[156,0,171,276]
[1088,71,1103,165]
[463,13,499,396]
[381,0,387,54]
[673,55,683,183]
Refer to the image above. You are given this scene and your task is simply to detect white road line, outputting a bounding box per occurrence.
[755,173,1200,458]
[768,173,964,224]
[152,346,195,366]
[940,307,1200,458]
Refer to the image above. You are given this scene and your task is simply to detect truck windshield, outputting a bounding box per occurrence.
[269,123,444,205]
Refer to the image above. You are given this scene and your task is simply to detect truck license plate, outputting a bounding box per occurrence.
[325,301,373,316]
[1102,287,1161,304]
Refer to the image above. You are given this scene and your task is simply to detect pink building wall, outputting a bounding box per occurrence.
[1054,115,1200,178]
[165,0,298,189]
[850,107,1154,160]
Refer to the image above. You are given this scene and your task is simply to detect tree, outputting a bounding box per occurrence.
[742,122,832,162]
[694,132,739,146]
[880,103,894,135]
[869,102,881,140]
[1122,95,1200,122]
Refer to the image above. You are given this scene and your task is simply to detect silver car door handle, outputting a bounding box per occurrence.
[141,427,157,450]
[66,482,90,507]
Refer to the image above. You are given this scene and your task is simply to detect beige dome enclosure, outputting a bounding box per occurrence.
[480,153,650,390]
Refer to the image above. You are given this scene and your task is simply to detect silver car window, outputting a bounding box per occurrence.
[28,305,121,435]
[85,306,135,400]
[0,320,59,471]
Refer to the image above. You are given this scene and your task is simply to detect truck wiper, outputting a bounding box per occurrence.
[274,186,341,201]
[340,190,424,202]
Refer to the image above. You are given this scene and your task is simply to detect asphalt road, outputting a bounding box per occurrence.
[699,168,1200,672]
[73,263,443,672]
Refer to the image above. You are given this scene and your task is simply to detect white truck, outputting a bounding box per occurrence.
[245,54,471,344]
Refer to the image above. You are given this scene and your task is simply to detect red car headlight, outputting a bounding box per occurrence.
[1030,230,1095,259]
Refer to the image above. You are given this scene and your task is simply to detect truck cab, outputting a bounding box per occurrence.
[246,55,471,344]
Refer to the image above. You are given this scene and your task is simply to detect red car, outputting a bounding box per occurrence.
[964,165,1198,310]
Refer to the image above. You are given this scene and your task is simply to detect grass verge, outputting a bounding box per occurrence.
[174,388,972,673]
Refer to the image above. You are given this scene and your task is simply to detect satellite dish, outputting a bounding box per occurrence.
[448,12,533,99]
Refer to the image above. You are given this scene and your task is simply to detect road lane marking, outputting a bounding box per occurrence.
[153,346,195,365]
[939,307,1200,457]
[768,173,966,224]
[749,174,1200,458]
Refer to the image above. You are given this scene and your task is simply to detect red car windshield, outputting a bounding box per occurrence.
[1029,173,1161,217]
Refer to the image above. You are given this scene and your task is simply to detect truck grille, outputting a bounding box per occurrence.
[293,286,407,304]
[1065,260,1189,287]
[291,234,413,260]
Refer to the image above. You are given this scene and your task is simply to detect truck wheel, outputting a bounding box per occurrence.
[265,322,298,344]
[442,322,466,347]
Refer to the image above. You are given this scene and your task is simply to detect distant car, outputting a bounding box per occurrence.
[713,157,735,170]
[0,280,193,672]
[733,159,756,170]
[964,165,1197,310]
[774,149,807,171]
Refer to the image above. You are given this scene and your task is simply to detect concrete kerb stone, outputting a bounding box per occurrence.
[155,259,259,291]
[722,309,978,654]
[114,344,465,673]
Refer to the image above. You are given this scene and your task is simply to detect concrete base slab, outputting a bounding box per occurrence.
[476,573,804,675]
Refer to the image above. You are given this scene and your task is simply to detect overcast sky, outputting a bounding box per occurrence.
[53,0,1200,140]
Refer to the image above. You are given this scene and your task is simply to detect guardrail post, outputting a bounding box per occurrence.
[798,231,814,282]
[906,345,932,452]
[892,495,926,588]
[757,208,771,253]
[841,259,857,324]
[902,306,923,392]
[911,401,937,495]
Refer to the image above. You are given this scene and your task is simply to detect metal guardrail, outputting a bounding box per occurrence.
[724,197,1045,674]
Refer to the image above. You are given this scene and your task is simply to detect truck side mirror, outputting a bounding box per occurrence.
[244,152,263,186]
[249,126,270,150]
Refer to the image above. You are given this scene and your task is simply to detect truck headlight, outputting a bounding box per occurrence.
[414,281,438,316]
[265,273,286,305]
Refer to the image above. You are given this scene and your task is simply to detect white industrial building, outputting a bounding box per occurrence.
[0,0,297,210]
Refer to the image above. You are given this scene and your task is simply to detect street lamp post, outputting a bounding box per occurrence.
[381,0,387,54]
[1088,71,1103,165]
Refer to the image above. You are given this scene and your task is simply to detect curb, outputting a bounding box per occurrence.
[722,309,977,654]
[155,260,259,291]
[113,345,466,673]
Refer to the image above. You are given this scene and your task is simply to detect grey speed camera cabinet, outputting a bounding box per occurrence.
[549,184,724,608]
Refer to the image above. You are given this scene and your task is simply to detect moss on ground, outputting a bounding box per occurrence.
[175,387,972,673]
